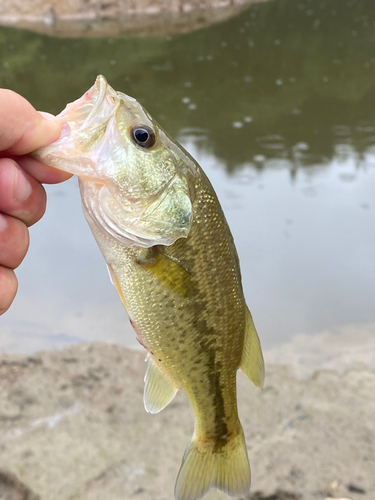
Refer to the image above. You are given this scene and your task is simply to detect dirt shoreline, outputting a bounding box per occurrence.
[0,341,373,500]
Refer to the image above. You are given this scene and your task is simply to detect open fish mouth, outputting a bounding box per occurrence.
[32,75,120,180]
[60,75,113,130]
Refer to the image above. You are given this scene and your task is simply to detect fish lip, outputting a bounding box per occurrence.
[82,74,108,126]
[95,74,107,91]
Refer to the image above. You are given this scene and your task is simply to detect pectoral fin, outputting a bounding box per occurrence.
[144,356,178,414]
[141,249,195,298]
[240,306,265,388]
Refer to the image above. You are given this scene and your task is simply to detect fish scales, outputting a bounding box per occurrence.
[109,170,244,439]
[34,75,264,500]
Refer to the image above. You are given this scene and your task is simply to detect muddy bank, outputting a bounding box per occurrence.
[0,0,265,37]
[0,342,373,500]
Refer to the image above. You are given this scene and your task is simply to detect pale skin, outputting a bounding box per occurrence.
[0,89,71,314]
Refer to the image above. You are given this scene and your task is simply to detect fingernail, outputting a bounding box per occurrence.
[0,213,6,231]
[14,167,32,202]
[38,111,60,124]
[38,111,59,122]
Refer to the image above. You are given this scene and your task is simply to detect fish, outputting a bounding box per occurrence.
[34,75,264,500]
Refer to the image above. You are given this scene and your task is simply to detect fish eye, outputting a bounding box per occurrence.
[131,125,156,148]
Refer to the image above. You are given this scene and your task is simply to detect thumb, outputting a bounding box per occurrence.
[0,89,61,155]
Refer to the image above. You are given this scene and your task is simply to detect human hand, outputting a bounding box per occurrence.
[0,89,72,314]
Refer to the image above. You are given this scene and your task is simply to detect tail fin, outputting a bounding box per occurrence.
[175,428,250,500]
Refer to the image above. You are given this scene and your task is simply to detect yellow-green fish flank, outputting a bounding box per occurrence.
[34,75,265,500]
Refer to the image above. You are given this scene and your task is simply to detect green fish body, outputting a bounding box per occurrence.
[35,76,265,500]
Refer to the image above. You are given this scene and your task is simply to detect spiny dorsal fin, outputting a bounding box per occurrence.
[144,355,178,414]
[239,306,265,388]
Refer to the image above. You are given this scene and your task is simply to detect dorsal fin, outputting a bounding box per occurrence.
[239,306,265,388]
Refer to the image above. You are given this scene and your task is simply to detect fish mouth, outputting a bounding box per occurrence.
[32,75,120,179]
[57,74,112,137]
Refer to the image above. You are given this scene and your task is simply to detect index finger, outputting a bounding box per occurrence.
[0,89,61,155]
[16,155,73,184]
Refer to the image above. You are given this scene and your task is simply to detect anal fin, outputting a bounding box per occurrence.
[240,306,265,388]
[144,355,178,414]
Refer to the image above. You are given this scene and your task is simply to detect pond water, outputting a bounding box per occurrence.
[0,0,375,355]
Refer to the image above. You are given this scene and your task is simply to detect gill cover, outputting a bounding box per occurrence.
[81,175,193,248]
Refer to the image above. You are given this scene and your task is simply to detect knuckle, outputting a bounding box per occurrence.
[0,215,29,269]
[0,158,47,226]
[0,267,18,315]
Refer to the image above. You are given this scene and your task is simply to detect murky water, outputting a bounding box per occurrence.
[0,0,375,354]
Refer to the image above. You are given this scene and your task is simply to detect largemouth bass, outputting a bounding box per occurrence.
[35,76,264,500]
